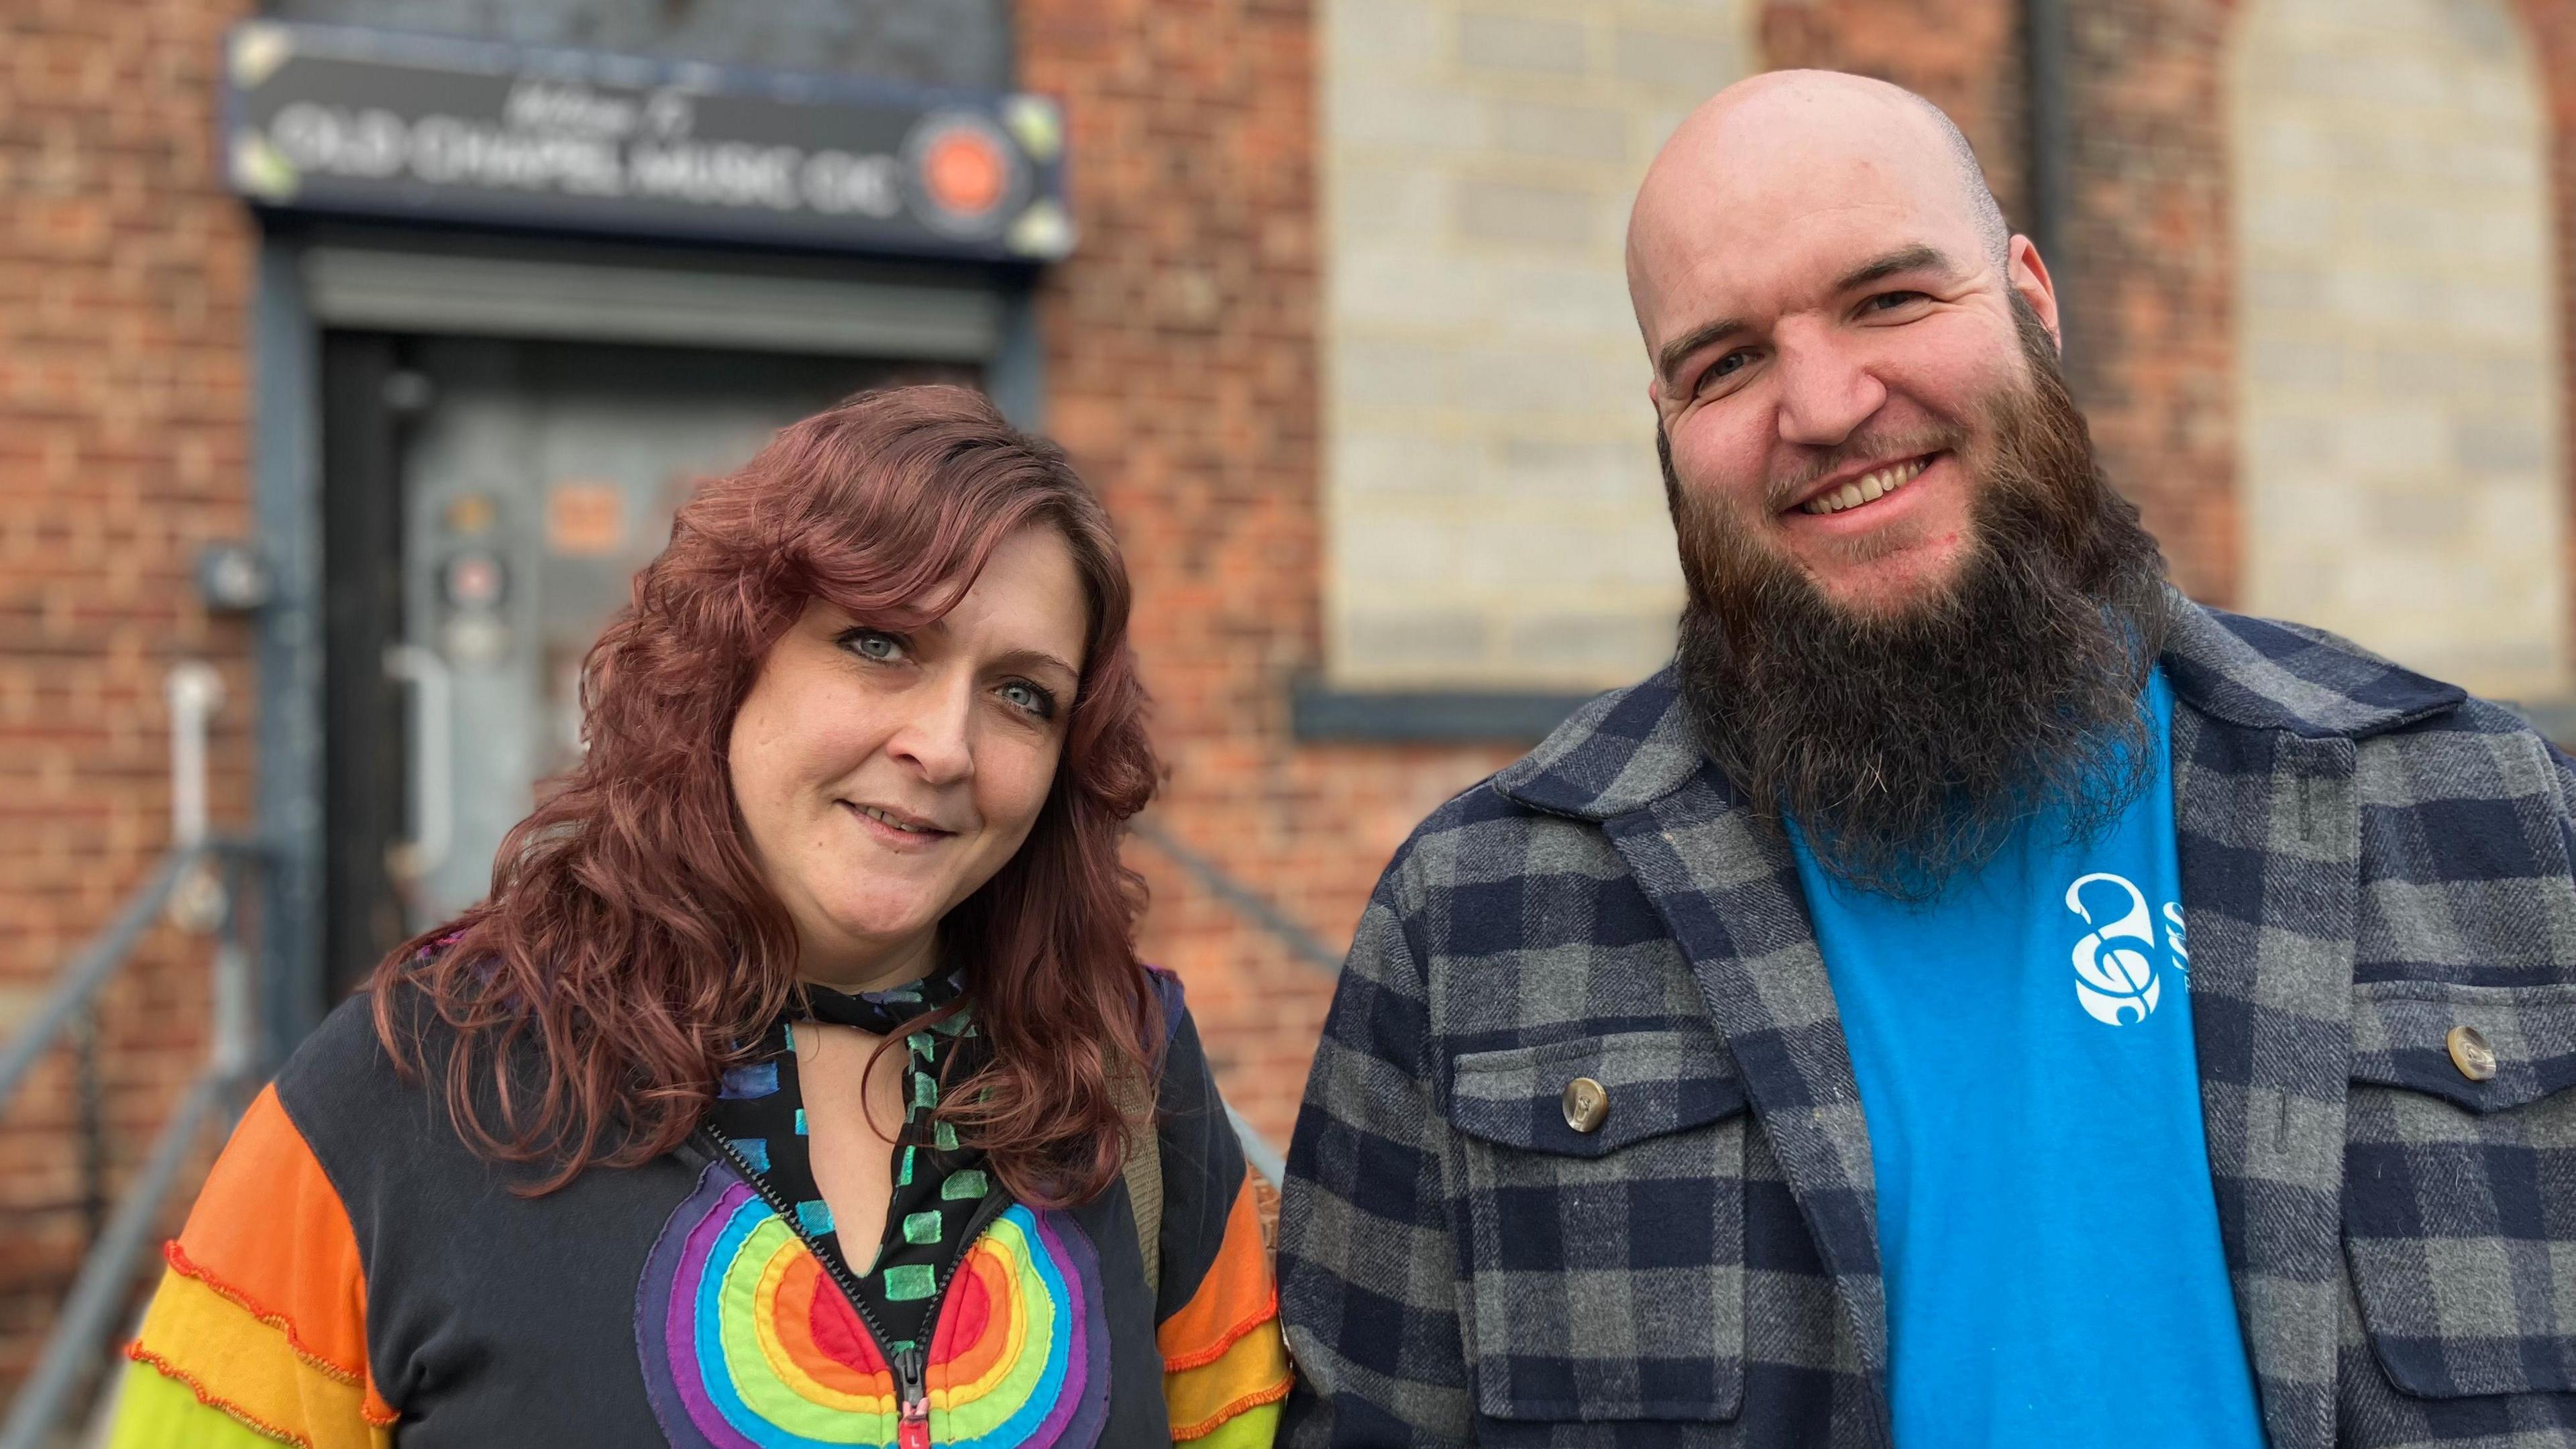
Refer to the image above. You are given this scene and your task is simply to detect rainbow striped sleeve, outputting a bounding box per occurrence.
[109,1083,395,1449]
[1159,1169,1292,1445]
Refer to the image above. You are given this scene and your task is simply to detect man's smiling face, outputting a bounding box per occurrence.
[1629,74,2063,618]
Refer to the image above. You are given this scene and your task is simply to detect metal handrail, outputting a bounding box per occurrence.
[0,845,260,1449]
[1130,818,1345,974]
[0,663,260,1448]
[0,841,255,1112]
[1129,816,1352,1183]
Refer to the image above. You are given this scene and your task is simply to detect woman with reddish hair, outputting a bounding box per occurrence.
[110,386,1290,1448]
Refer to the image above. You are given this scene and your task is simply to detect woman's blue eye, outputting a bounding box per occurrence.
[1000,681,1055,717]
[844,630,905,662]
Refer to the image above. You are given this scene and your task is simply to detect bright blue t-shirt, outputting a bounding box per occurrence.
[1786,669,2265,1448]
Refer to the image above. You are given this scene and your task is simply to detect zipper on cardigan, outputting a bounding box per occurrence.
[894,1343,930,1449]
[690,1126,1014,1446]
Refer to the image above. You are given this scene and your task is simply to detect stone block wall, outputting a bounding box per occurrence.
[2235,0,2567,700]
[1318,0,1754,691]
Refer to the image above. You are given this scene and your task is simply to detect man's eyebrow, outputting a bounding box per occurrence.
[1656,315,1748,389]
[1835,244,1955,294]
[1654,245,1964,390]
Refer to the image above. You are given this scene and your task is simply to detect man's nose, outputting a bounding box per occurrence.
[884,674,975,786]
[1772,325,1887,449]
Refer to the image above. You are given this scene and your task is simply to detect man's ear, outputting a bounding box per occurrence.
[2007,234,2063,352]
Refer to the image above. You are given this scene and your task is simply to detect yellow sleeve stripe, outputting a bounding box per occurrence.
[1165,1315,1293,1441]
[163,1243,364,1389]
[107,1356,317,1449]
[1179,1399,1282,1449]
[125,1267,388,1449]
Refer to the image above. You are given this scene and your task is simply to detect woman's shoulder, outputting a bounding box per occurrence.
[1142,966,1214,1101]
[269,982,484,1196]
[1143,959,1187,1023]
[273,985,435,1118]
[1140,969,1242,1185]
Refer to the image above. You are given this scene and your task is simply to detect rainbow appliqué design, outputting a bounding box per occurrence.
[637,1164,1110,1448]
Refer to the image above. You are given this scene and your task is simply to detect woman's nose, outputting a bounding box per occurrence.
[883,674,975,786]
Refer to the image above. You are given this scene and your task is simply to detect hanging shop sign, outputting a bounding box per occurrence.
[221,21,1072,262]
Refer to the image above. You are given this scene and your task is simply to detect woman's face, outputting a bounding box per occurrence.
[728,525,1089,989]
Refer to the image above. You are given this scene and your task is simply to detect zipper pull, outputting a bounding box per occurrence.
[894,1343,930,1449]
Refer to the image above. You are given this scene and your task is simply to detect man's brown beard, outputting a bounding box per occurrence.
[1669,301,2171,898]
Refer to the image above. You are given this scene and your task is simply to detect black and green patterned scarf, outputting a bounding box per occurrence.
[702,968,994,1358]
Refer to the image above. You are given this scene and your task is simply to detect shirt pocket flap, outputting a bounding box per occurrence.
[2348,980,2576,1114]
[2343,979,2576,1399]
[1450,1030,1747,1159]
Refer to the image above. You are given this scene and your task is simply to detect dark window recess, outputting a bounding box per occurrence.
[1289,679,1598,745]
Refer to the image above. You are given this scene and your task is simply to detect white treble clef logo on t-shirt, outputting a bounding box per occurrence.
[2065,872,2161,1026]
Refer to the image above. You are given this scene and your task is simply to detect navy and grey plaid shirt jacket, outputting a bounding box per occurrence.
[1277,596,2576,1448]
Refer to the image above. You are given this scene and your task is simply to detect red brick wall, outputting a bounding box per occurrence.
[1017,0,1519,1143]
[0,0,258,1385]
[2057,0,2241,605]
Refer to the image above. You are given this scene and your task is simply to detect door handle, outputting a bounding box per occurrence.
[383,643,453,881]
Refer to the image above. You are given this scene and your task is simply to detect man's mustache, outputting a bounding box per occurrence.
[1761,425,1969,513]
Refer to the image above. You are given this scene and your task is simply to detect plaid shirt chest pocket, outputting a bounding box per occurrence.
[1446,1028,1750,1426]
[2344,980,2576,1398]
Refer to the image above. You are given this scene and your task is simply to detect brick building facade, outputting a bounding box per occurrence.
[7,0,2576,1407]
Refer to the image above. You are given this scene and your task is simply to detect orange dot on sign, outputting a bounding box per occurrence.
[924,131,1006,215]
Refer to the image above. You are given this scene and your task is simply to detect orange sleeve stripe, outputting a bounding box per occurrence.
[171,1085,389,1421]
[1161,1285,1279,1373]
[129,1269,394,1446]
[1165,1303,1292,1436]
[1157,1169,1281,1370]
[162,1242,361,1389]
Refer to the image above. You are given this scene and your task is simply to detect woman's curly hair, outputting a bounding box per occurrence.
[373,384,1162,1205]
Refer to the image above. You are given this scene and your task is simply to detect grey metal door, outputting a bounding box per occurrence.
[389,339,951,928]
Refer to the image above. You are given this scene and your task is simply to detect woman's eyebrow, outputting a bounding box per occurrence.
[987,647,1080,682]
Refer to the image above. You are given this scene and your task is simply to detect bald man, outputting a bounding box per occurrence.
[1278,70,2576,1449]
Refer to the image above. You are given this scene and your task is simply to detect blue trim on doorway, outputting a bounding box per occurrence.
[987,278,1045,431]
[253,233,328,1068]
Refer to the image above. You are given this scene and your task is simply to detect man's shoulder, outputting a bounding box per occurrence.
[1374,674,1688,913]
[2171,599,2573,806]
[1377,769,1578,908]
[2166,598,2472,743]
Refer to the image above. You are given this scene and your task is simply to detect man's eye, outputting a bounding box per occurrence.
[841,629,906,663]
[1864,290,1929,313]
[1697,351,1754,393]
